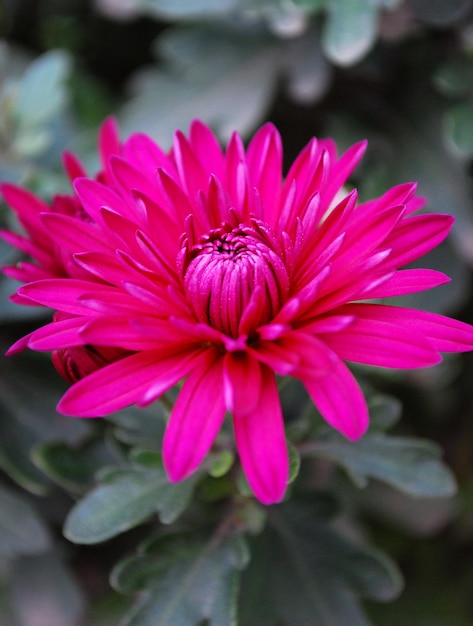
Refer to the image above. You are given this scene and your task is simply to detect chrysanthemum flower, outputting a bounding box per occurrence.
[3,119,473,504]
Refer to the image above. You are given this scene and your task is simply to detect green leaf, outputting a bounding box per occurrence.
[0,348,90,492]
[15,49,71,129]
[240,497,402,626]
[0,398,52,494]
[0,484,51,557]
[304,431,457,497]
[283,27,332,104]
[322,0,378,67]
[106,404,166,449]
[64,466,197,544]
[112,529,249,626]
[139,0,239,19]
[367,394,403,431]
[209,450,235,478]
[121,26,281,144]
[445,102,473,158]
[434,56,473,98]
[32,439,110,494]
[288,442,301,483]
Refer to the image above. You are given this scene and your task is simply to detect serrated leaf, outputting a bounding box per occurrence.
[15,50,71,129]
[305,431,457,497]
[112,530,249,626]
[64,466,197,544]
[0,484,51,557]
[322,0,378,67]
[240,497,402,626]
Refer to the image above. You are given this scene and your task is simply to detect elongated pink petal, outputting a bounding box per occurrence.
[233,364,289,504]
[189,119,225,178]
[321,319,442,368]
[98,116,121,176]
[384,214,454,268]
[123,132,172,179]
[1,184,51,239]
[320,140,367,210]
[40,213,111,255]
[246,123,282,223]
[73,178,132,225]
[62,151,87,182]
[163,349,225,481]
[223,352,262,416]
[18,279,119,314]
[58,348,196,416]
[172,130,210,203]
[340,303,473,353]
[0,230,54,267]
[79,316,165,350]
[27,317,88,350]
[301,353,369,440]
[363,268,450,299]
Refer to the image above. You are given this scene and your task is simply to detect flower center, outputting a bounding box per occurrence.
[181,221,289,337]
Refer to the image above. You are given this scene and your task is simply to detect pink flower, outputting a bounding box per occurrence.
[3,119,473,504]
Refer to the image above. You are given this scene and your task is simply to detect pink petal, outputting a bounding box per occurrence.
[163,349,226,481]
[109,156,162,212]
[58,348,196,416]
[320,140,367,210]
[320,317,441,369]
[172,130,210,203]
[123,132,171,179]
[223,351,262,416]
[189,120,225,178]
[301,352,369,440]
[0,230,54,268]
[384,214,454,269]
[40,213,112,255]
[356,182,417,218]
[246,123,282,223]
[98,116,121,178]
[0,184,51,239]
[251,331,335,378]
[233,364,289,504]
[79,316,164,350]
[62,151,87,182]
[333,204,405,270]
[363,268,450,299]
[342,303,473,353]
[18,279,119,315]
[27,317,88,350]
[73,178,133,225]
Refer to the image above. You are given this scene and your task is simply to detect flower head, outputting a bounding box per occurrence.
[3,119,473,504]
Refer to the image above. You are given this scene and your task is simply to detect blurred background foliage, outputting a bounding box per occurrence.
[1,0,473,624]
